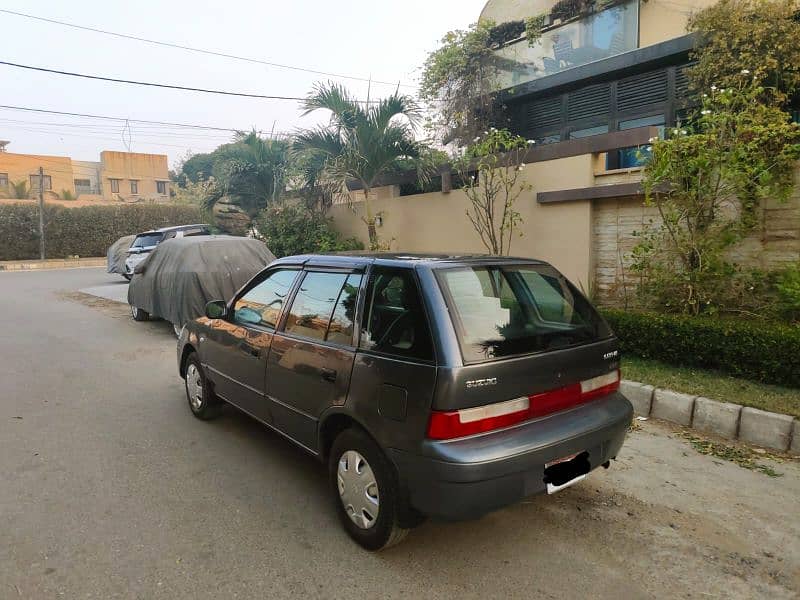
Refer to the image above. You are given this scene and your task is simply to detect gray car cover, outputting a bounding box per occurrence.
[106,234,136,274]
[127,236,275,326]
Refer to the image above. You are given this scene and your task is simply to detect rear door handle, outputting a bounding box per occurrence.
[320,368,337,383]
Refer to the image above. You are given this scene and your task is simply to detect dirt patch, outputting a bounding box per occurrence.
[57,291,130,320]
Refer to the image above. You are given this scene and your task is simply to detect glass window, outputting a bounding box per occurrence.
[360,268,433,362]
[438,265,611,363]
[130,180,139,194]
[234,269,298,329]
[131,233,163,249]
[29,174,52,190]
[494,0,639,89]
[326,274,363,346]
[110,179,120,193]
[0,173,9,187]
[157,181,167,194]
[284,272,349,341]
[570,124,609,139]
[613,115,665,169]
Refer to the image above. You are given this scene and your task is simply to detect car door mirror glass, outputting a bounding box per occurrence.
[205,300,227,319]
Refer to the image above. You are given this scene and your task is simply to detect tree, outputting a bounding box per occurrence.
[688,0,800,106]
[632,81,800,315]
[419,21,510,146]
[212,131,291,216]
[179,152,216,185]
[253,203,363,257]
[295,82,424,250]
[456,129,532,255]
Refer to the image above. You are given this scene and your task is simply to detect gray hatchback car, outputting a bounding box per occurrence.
[177,254,632,550]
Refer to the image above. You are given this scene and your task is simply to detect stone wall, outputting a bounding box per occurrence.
[592,176,800,306]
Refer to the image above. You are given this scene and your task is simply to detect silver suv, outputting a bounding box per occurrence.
[124,224,210,277]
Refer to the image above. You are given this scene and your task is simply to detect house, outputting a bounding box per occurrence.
[0,144,170,202]
[329,0,800,303]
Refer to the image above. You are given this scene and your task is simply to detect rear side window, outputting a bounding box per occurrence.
[359,267,433,362]
[234,269,298,328]
[438,265,611,362]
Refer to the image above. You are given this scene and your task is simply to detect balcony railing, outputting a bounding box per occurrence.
[494,0,639,90]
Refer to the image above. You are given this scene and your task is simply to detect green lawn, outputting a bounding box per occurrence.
[622,356,800,418]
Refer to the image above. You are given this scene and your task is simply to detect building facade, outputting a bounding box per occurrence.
[0,145,170,202]
[329,0,800,304]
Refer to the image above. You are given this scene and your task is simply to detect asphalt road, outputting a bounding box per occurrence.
[1,267,798,599]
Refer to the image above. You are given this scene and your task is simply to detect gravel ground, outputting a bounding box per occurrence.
[1,268,798,599]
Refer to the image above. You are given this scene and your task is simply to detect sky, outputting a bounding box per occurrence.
[1,0,487,167]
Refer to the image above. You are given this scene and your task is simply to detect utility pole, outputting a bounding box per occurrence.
[38,166,45,260]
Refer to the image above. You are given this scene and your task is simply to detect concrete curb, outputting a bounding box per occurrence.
[622,379,798,454]
[0,257,106,271]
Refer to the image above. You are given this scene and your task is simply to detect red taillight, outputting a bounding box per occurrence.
[427,370,620,440]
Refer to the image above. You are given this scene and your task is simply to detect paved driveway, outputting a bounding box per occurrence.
[1,268,798,599]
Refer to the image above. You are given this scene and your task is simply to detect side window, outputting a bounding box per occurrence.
[359,267,433,361]
[326,274,362,346]
[234,269,299,328]
[284,272,349,342]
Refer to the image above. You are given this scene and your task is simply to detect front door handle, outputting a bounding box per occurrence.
[320,367,337,383]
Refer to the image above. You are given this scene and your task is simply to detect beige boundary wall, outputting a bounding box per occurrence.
[329,155,597,288]
[329,162,800,304]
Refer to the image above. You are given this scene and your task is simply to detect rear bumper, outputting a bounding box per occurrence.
[388,392,633,521]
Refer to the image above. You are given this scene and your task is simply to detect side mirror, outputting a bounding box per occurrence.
[205,300,227,319]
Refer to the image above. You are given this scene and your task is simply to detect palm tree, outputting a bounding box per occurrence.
[295,83,423,250]
[213,130,290,216]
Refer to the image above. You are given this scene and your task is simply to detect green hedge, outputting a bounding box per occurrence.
[0,203,203,260]
[603,309,800,388]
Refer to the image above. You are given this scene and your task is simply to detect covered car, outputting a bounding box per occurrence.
[128,235,275,333]
[106,234,136,279]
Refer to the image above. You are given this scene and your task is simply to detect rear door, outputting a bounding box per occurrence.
[202,268,300,423]
[346,266,438,449]
[266,270,362,452]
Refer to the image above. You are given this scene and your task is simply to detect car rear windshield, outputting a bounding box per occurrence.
[437,264,612,362]
[131,233,163,249]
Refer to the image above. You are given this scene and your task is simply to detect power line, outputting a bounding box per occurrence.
[0,60,326,101]
[0,104,255,133]
[0,8,414,89]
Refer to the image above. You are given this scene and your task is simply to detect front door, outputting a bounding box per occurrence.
[202,268,300,423]
[267,271,362,452]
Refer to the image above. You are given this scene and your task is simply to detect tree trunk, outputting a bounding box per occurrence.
[363,188,379,250]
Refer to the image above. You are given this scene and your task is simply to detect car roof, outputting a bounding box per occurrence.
[135,224,210,236]
[270,252,548,270]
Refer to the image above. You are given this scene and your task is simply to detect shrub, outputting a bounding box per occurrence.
[0,202,203,260]
[603,309,800,388]
[253,203,362,258]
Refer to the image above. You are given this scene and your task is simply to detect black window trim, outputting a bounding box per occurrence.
[275,267,363,350]
[354,264,437,365]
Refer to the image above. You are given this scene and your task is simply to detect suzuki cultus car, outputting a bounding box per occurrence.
[177,254,632,550]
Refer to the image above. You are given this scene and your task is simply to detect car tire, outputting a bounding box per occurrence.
[130,305,149,321]
[329,428,410,551]
[184,353,222,420]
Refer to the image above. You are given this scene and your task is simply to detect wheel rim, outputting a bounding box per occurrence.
[130,305,137,319]
[337,450,380,530]
[186,364,203,411]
